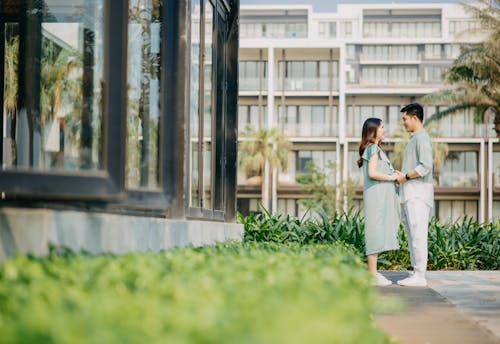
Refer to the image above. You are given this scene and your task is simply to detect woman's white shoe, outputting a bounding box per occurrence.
[373,272,392,286]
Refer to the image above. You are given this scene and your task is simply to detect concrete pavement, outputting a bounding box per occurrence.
[375,271,500,344]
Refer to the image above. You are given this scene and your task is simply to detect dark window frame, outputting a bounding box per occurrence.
[0,1,128,201]
[185,0,238,222]
[0,0,239,222]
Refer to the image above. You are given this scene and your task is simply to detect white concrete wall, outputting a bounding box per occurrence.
[0,207,244,262]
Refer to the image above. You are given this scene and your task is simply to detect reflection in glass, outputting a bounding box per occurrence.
[126,0,162,189]
[202,2,214,209]
[2,1,104,171]
[189,0,200,206]
[2,23,19,168]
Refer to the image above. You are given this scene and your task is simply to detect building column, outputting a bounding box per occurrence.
[487,138,498,221]
[261,46,274,211]
[480,139,486,223]
[339,44,348,211]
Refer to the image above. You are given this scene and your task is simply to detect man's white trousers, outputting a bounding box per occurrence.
[402,199,431,276]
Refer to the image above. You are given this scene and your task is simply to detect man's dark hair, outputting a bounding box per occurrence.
[400,103,424,123]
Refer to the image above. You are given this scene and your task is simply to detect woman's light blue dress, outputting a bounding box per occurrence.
[362,144,400,255]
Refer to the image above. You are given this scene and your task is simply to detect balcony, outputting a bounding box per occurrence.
[359,53,422,65]
[276,78,339,92]
[239,77,267,92]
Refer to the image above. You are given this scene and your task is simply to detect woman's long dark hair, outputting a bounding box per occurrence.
[357,118,382,168]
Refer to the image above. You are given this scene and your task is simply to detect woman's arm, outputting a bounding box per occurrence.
[368,153,397,181]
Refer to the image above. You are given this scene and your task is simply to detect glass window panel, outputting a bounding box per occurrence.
[387,106,399,136]
[298,106,311,136]
[238,106,248,132]
[202,1,214,209]
[439,151,478,187]
[189,0,200,206]
[285,106,297,136]
[348,151,363,186]
[297,151,312,174]
[3,1,105,171]
[311,106,326,137]
[126,0,163,189]
[494,152,500,187]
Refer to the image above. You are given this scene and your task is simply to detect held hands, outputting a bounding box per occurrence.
[389,170,406,184]
[395,170,406,184]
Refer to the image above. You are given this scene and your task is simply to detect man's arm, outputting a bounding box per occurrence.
[414,136,432,177]
[397,136,433,183]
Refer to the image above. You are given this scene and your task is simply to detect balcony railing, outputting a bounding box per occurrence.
[275,78,339,91]
[359,53,422,64]
[239,78,268,91]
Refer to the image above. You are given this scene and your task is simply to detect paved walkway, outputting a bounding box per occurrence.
[375,271,500,344]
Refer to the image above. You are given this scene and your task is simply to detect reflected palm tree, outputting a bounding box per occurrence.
[239,126,292,211]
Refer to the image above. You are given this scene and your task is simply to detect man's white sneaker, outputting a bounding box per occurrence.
[397,274,427,287]
[373,272,392,287]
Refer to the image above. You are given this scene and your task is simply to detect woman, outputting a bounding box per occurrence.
[357,118,401,286]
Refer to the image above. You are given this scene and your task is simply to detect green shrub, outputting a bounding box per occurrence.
[240,209,500,270]
[0,242,390,344]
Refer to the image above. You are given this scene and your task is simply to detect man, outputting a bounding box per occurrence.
[396,103,434,287]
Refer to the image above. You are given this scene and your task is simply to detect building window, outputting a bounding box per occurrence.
[428,106,482,137]
[493,152,500,188]
[346,105,400,137]
[277,60,339,91]
[278,105,338,137]
[188,0,235,216]
[424,66,445,83]
[239,105,268,131]
[0,0,239,218]
[436,200,478,222]
[319,21,336,38]
[424,44,442,59]
[438,151,478,187]
[239,61,267,91]
[360,66,418,86]
[127,0,163,189]
[341,21,352,38]
[449,20,481,37]
[285,150,336,185]
[346,44,356,59]
[0,0,124,198]
[364,21,441,38]
[361,45,419,62]
[444,44,461,59]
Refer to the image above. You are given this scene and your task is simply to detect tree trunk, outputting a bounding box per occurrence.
[261,160,270,211]
[271,166,278,214]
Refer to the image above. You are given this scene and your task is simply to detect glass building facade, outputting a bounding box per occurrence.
[0,0,239,221]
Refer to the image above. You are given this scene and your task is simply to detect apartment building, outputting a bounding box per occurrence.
[237,3,499,222]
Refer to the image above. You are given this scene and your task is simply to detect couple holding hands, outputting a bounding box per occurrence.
[358,103,434,287]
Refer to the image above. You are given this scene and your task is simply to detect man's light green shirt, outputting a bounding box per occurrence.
[401,128,434,207]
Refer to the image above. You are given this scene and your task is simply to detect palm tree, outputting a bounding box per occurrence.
[423,0,500,137]
[239,126,292,211]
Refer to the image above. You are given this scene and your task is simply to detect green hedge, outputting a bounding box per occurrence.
[0,243,390,343]
[240,209,500,270]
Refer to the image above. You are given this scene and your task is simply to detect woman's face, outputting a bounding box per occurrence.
[375,122,385,142]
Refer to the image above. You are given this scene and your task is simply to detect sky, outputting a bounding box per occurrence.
[240,0,463,12]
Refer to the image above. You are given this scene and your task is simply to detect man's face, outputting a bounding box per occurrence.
[402,112,416,132]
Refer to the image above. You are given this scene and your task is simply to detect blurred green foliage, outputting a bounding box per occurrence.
[0,242,390,344]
